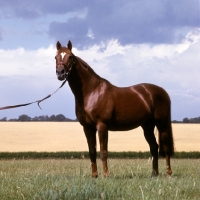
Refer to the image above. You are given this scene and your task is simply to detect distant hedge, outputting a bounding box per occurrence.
[0,151,199,160]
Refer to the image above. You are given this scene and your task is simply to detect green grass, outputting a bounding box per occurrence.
[0,159,199,199]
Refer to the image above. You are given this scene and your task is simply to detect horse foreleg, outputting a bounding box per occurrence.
[165,154,172,175]
[151,153,159,176]
[97,123,109,177]
[83,126,98,178]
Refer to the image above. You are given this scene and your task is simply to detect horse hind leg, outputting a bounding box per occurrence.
[142,121,159,176]
[156,119,174,176]
[158,130,172,175]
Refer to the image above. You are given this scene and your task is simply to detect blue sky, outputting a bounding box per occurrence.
[0,0,200,120]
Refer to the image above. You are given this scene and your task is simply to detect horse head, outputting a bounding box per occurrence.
[55,40,75,81]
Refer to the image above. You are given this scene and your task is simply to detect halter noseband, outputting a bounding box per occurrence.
[57,54,76,80]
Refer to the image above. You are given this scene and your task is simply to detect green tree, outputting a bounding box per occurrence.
[18,114,31,121]
[0,117,7,121]
[183,117,189,123]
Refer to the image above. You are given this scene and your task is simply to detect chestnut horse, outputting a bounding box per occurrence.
[55,41,174,177]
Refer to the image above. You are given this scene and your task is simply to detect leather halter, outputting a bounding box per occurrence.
[57,54,76,80]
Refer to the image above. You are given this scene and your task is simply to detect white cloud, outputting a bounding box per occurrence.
[71,29,200,90]
[0,45,55,78]
[1,29,199,89]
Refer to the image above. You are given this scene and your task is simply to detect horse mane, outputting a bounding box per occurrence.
[75,56,101,79]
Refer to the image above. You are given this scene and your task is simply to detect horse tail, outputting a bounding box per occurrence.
[158,109,175,157]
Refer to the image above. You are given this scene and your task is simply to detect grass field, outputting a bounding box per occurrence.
[0,159,199,199]
[0,122,200,152]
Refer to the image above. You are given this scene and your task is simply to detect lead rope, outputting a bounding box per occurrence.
[0,78,67,111]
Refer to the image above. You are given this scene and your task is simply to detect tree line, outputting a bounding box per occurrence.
[0,114,77,122]
[172,116,200,123]
[0,114,200,123]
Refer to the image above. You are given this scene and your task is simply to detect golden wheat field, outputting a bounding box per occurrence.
[0,122,199,152]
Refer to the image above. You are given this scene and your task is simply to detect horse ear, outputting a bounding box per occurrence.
[56,41,62,50]
[67,40,72,51]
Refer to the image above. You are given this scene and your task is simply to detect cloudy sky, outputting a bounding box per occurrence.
[0,0,200,121]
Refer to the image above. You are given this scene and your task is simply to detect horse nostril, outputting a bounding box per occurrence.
[61,69,65,74]
[56,68,65,75]
[56,67,66,81]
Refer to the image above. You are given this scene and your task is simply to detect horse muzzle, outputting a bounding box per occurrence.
[56,67,66,81]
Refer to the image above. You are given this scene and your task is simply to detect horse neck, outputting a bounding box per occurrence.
[68,57,101,103]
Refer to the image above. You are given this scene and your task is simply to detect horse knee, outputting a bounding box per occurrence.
[161,132,168,142]
[160,132,170,152]
[100,150,108,161]
[150,143,159,157]
[89,152,97,163]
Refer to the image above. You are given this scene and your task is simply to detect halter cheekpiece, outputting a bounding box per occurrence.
[56,54,76,80]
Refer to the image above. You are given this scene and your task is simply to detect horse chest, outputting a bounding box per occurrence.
[75,105,96,127]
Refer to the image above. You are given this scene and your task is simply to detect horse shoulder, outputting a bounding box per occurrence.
[83,81,115,123]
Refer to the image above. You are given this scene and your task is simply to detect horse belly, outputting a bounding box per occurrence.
[108,102,151,131]
[108,123,140,131]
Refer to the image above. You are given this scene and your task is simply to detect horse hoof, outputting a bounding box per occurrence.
[103,173,109,178]
[92,172,98,178]
[151,170,159,177]
[166,170,172,176]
